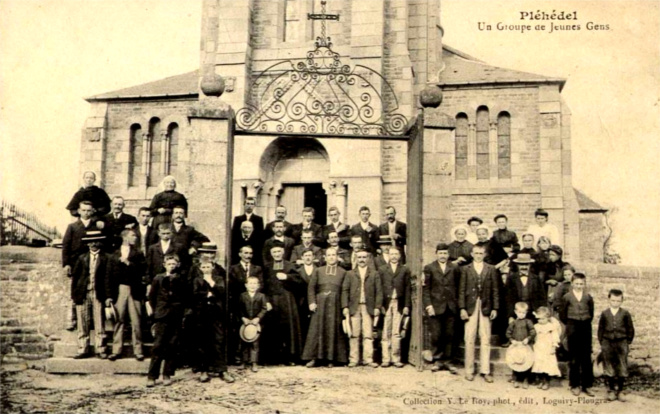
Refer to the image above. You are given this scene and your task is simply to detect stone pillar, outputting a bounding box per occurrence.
[539,85,565,249]
[80,102,108,186]
[186,81,234,267]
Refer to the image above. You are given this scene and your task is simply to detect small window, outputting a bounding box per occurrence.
[497,112,511,179]
[455,113,469,180]
[476,106,489,180]
[167,123,179,176]
[129,124,142,187]
[148,117,162,187]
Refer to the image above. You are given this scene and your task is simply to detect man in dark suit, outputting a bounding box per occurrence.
[423,243,459,373]
[70,231,112,359]
[323,206,350,250]
[342,249,382,368]
[262,220,295,265]
[107,229,146,361]
[290,207,324,247]
[379,247,410,368]
[62,200,105,331]
[323,230,352,270]
[104,196,138,251]
[290,230,323,267]
[135,207,157,256]
[349,206,380,256]
[231,197,264,258]
[228,245,265,364]
[146,224,189,286]
[264,205,293,240]
[232,221,263,266]
[170,206,210,255]
[505,254,546,324]
[459,244,499,382]
[378,206,407,263]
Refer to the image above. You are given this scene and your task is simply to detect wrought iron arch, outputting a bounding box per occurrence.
[236,37,408,137]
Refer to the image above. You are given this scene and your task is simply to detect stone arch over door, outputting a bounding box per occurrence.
[259,137,330,224]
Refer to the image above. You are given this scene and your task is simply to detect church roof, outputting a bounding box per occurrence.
[85,44,565,101]
[85,70,199,101]
[440,45,566,91]
[574,188,608,212]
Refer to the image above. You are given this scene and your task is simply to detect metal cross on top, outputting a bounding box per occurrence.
[307,1,340,45]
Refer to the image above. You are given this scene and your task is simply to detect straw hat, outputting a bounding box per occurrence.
[505,343,535,372]
[82,230,106,243]
[240,323,261,343]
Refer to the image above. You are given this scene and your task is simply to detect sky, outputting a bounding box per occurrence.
[1,0,658,266]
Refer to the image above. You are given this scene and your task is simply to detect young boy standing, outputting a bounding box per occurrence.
[239,276,269,372]
[598,289,635,401]
[147,254,186,387]
[560,273,595,396]
[190,260,235,383]
[506,302,536,388]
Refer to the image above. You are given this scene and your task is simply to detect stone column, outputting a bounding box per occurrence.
[186,75,234,266]
[79,102,108,186]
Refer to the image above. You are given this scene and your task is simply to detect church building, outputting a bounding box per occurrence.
[80,0,606,263]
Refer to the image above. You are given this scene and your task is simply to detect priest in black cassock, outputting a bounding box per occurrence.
[261,242,303,365]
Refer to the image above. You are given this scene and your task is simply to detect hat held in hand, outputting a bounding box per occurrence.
[505,343,535,372]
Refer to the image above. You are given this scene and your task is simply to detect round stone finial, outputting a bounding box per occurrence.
[420,85,443,108]
[200,73,225,97]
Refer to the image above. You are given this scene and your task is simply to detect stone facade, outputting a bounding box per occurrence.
[79,0,603,263]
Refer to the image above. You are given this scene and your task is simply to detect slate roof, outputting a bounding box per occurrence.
[85,44,565,101]
[574,188,608,212]
[85,70,199,101]
[439,45,566,90]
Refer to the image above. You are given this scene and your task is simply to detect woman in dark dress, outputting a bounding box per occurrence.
[65,171,111,219]
[149,176,188,229]
[302,247,348,367]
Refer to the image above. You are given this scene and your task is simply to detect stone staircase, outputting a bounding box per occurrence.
[0,251,54,362]
[46,329,153,373]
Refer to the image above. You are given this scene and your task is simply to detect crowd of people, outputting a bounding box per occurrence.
[61,171,635,402]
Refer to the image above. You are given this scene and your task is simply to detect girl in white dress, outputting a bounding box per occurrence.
[532,306,562,390]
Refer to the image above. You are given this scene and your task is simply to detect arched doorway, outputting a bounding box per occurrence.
[259,137,330,224]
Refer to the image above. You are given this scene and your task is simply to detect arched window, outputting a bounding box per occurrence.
[455,113,468,180]
[148,117,162,187]
[476,106,490,180]
[167,123,179,176]
[128,124,142,187]
[497,112,511,179]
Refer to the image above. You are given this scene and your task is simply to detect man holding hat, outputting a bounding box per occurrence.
[423,243,459,373]
[70,230,112,359]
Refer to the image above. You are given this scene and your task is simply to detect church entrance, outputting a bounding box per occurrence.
[280,183,327,224]
[229,1,429,369]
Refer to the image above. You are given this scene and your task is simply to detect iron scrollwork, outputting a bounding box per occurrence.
[236,36,408,137]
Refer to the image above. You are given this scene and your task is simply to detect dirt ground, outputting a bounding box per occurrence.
[2,363,660,414]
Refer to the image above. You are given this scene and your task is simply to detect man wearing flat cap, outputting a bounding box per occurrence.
[423,243,460,374]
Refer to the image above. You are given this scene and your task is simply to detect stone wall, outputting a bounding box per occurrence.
[580,213,607,263]
[578,262,660,371]
[1,247,63,362]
